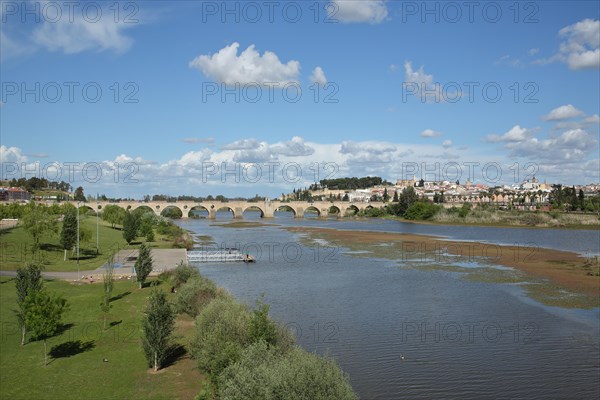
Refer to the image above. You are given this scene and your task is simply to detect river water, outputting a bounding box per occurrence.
[178,212,600,400]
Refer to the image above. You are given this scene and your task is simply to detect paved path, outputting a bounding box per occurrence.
[0,248,188,281]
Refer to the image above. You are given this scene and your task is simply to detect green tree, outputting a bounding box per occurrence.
[60,208,78,261]
[100,257,114,330]
[145,228,155,242]
[23,290,68,366]
[134,244,153,288]
[392,190,399,202]
[74,186,85,202]
[249,297,277,346]
[382,188,390,202]
[404,201,440,220]
[21,204,58,254]
[79,226,92,244]
[141,288,175,372]
[578,189,585,210]
[123,211,138,244]
[137,212,156,242]
[15,264,43,345]
[102,205,126,228]
[388,186,419,217]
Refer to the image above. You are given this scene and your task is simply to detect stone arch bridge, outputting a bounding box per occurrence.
[66,200,385,219]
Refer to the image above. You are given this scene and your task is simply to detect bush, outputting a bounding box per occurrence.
[247,299,294,352]
[175,277,217,317]
[218,341,358,400]
[360,207,387,217]
[172,262,199,288]
[458,203,471,218]
[403,201,440,220]
[190,297,252,378]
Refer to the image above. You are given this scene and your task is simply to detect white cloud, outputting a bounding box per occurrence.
[486,125,537,142]
[182,137,215,144]
[528,48,540,56]
[218,137,314,163]
[420,129,442,138]
[0,145,28,164]
[559,19,600,69]
[495,55,521,67]
[6,127,599,198]
[32,13,133,54]
[341,140,400,163]
[535,19,600,70]
[271,136,314,157]
[542,104,585,121]
[189,43,301,85]
[403,61,456,102]
[177,149,214,167]
[0,31,35,61]
[310,67,328,86]
[505,128,597,162]
[221,139,261,151]
[330,0,388,24]
[25,153,49,158]
[583,114,600,124]
[405,62,433,93]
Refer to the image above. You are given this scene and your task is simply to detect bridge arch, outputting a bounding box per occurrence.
[304,205,321,218]
[78,204,96,216]
[160,205,183,219]
[345,205,360,216]
[188,205,210,219]
[132,205,154,215]
[327,205,341,216]
[215,206,237,219]
[275,205,296,218]
[243,205,265,218]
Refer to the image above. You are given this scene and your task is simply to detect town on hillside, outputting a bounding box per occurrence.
[283,176,600,211]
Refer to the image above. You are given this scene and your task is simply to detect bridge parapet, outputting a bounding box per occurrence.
[61,200,384,219]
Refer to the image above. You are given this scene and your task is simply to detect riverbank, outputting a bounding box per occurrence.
[377,209,600,230]
[287,226,600,305]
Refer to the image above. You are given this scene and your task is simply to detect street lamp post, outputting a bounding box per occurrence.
[76,202,80,280]
[96,203,99,255]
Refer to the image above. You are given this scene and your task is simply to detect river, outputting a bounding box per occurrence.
[177,211,600,399]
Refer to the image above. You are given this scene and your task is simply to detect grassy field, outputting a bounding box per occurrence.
[0,276,205,400]
[1,216,178,272]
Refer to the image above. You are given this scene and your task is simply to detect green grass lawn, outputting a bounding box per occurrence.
[0,277,205,400]
[1,217,178,272]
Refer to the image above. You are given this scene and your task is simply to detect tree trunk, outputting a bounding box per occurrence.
[154,352,158,372]
[139,281,143,289]
[64,249,67,261]
[103,314,107,330]
[21,325,26,346]
[43,339,47,366]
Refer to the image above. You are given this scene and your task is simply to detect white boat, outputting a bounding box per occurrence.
[187,249,255,263]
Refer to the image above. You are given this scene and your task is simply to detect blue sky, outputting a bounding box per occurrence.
[1,0,599,198]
